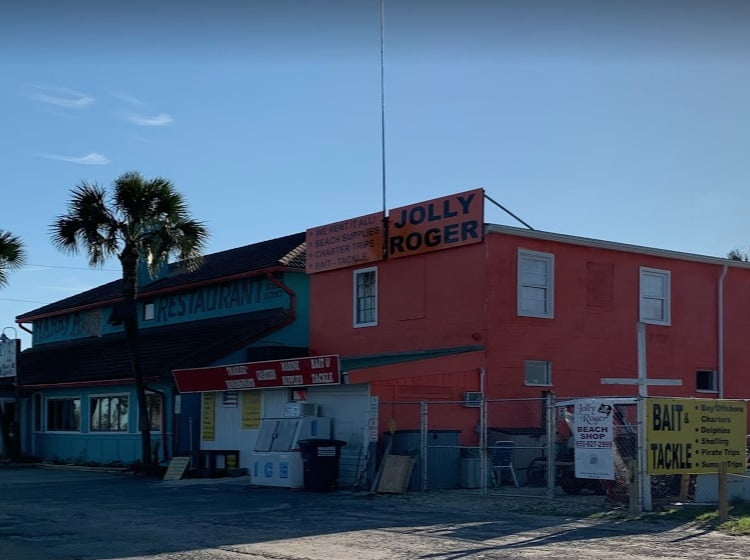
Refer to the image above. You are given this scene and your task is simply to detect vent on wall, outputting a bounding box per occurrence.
[462,392,482,408]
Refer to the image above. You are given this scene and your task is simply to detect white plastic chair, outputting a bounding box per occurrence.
[491,440,519,488]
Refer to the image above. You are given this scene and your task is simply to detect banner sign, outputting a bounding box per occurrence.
[306,212,384,273]
[0,336,17,378]
[647,397,747,474]
[173,355,341,393]
[305,189,485,273]
[201,392,216,441]
[387,188,484,259]
[573,399,615,480]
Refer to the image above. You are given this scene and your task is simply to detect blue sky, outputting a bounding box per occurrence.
[2,0,750,348]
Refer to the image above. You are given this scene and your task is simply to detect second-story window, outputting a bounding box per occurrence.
[518,249,554,318]
[640,267,670,325]
[353,267,377,327]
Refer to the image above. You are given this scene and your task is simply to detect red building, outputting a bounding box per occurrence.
[308,190,750,445]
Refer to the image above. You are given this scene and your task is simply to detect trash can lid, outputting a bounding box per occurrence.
[298,438,347,447]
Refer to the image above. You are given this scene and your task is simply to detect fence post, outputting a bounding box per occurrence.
[546,393,556,499]
[420,401,428,492]
[636,396,650,512]
[628,459,639,514]
[718,462,729,522]
[479,380,488,496]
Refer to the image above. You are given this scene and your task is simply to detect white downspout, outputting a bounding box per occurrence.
[718,265,728,399]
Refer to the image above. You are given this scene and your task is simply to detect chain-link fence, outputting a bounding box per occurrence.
[372,394,743,508]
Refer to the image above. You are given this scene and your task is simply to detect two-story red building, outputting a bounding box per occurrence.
[307,189,750,461]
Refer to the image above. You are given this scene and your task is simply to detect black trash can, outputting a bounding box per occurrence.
[298,438,347,491]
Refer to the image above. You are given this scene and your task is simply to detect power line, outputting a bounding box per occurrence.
[0,298,50,304]
[24,264,120,272]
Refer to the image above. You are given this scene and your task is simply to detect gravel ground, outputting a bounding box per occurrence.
[1,468,748,560]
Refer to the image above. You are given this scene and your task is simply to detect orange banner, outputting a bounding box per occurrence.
[306,212,384,273]
[388,188,484,259]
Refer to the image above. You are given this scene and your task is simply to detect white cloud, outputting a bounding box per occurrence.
[109,91,143,105]
[29,85,94,109]
[126,112,174,126]
[36,152,111,165]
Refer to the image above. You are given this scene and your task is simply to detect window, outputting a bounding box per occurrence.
[518,250,554,318]
[696,370,717,392]
[90,395,129,432]
[640,267,670,325]
[46,398,81,431]
[353,267,377,327]
[525,360,551,386]
[143,302,155,321]
[145,393,162,431]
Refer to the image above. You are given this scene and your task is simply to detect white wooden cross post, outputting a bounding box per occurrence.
[600,322,683,512]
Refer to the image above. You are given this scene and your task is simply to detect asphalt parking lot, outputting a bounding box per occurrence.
[1,466,748,560]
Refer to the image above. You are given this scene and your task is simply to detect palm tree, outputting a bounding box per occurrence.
[0,230,25,458]
[51,172,209,465]
[0,230,26,288]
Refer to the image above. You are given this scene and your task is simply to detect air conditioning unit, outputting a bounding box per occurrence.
[462,392,482,408]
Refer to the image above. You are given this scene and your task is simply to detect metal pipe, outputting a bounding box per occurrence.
[718,264,728,398]
[420,401,428,492]
[479,367,487,496]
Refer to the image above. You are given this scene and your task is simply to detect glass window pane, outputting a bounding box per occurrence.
[525,361,550,385]
[641,297,664,321]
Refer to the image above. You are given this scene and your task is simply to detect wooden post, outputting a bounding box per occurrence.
[718,462,729,522]
[628,459,639,514]
[679,474,691,502]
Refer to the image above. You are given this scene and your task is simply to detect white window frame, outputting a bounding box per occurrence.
[696,370,718,393]
[639,267,671,325]
[518,249,554,318]
[45,396,82,433]
[524,360,552,386]
[353,267,378,328]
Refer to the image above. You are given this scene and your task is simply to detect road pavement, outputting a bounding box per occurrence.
[0,466,747,559]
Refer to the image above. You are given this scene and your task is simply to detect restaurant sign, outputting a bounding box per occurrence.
[173,355,341,393]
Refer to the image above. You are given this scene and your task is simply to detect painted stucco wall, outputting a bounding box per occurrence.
[26,382,174,465]
[310,229,750,439]
[484,232,730,400]
[310,243,486,357]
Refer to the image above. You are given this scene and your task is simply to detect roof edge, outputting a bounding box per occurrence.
[16,265,301,323]
[486,224,750,268]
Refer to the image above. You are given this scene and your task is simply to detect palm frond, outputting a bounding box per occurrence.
[0,230,26,288]
[49,182,120,267]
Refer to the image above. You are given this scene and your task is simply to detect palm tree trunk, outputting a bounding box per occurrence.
[121,252,152,466]
[125,316,153,466]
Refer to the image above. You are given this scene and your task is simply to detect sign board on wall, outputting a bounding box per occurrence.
[387,188,484,259]
[173,355,341,393]
[241,391,262,429]
[0,335,17,378]
[647,398,747,475]
[306,212,384,273]
[305,188,485,273]
[201,392,216,441]
[573,399,615,480]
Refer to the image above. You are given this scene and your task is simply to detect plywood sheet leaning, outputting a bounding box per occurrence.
[163,457,191,481]
[377,455,416,494]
